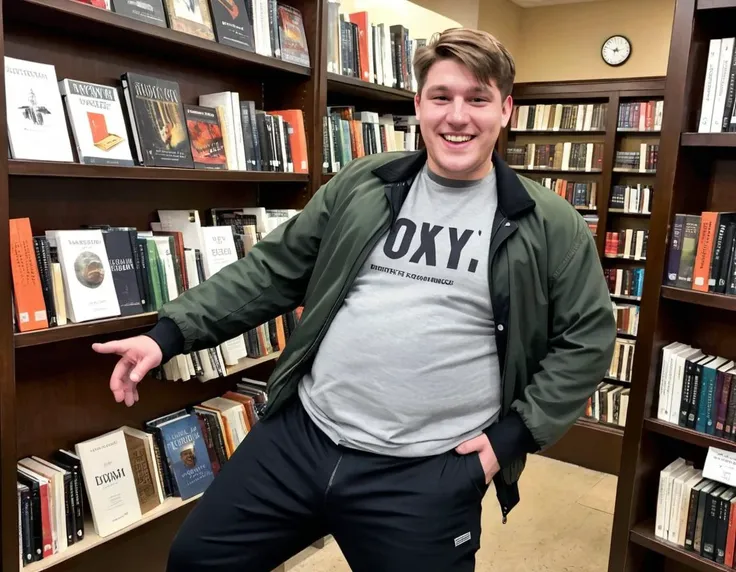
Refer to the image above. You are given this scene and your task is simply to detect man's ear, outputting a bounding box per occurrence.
[414,93,421,121]
[500,94,513,128]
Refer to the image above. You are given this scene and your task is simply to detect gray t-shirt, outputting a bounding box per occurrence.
[298,164,501,457]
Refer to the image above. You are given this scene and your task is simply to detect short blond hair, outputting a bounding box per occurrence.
[413,28,516,98]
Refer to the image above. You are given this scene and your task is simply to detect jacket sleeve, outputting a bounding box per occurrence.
[486,216,616,467]
[145,182,334,363]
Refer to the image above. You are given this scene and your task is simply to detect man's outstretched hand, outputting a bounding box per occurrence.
[456,434,500,484]
[92,335,163,407]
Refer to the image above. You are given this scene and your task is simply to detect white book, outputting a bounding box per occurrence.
[711,37,735,132]
[699,38,723,133]
[562,142,571,170]
[46,229,121,323]
[584,104,594,131]
[4,57,74,162]
[664,464,693,540]
[585,143,593,172]
[669,467,702,543]
[655,100,664,130]
[639,142,647,172]
[677,474,705,546]
[575,104,585,131]
[669,347,704,425]
[553,104,563,131]
[58,78,134,166]
[75,429,142,538]
[658,342,687,421]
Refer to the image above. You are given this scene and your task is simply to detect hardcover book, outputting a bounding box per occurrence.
[100,228,144,315]
[111,0,167,27]
[158,413,215,499]
[59,79,135,166]
[74,0,111,8]
[164,0,216,40]
[75,429,142,538]
[208,0,254,51]
[277,4,309,67]
[4,57,74,162]
[121,72,194,168]
[184,104,228,169]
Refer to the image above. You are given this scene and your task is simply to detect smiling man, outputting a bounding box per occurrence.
[94,28,616,572]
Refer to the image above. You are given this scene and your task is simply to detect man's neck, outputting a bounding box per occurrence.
[425,158,494,187]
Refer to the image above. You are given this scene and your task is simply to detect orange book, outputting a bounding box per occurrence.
[692,211,718,292]
[222,391,257,431]
[269,109,308,173]
[9,218,48,332]
[726,496,736,566]
[348,12,371,82]
[275,315,287,351]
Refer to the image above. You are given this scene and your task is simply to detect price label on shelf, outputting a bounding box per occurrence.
[703,447,736,486]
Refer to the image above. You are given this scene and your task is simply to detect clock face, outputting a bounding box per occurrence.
[602,35,631,67]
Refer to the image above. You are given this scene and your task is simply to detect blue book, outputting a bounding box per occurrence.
[158,413,215,500]
[696,357,729,434]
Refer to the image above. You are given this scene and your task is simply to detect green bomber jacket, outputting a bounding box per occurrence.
[147,149,616,521]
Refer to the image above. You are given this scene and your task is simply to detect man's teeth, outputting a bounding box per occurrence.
[443,134,472,143]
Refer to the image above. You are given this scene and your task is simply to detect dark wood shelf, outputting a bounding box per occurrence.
[608,209,651,217]
[577,417,626,434]
[616,332,638,340]
[15,313,158,348]
[630,521,730,572]
[610,294,642,302]
[681,132,736,147]
[509,129,606,135]
[697,0,736,10]
[644,418,736,452]
[321,173,336,183]
[612,168,657,174]
[8,0,311,77]
[511,167,603,174]
[604,375,631,385]
[661,286,736,311]
[617,129,661,134]
[604,255,648,262]
[326,73,414,102]
[8,160,309,182]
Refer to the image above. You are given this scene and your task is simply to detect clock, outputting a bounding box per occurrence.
[601,35,632,67]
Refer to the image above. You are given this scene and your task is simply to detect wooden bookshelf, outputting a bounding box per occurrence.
[14,313,158,347]
[609,1,736,570]
[326,72,415,102]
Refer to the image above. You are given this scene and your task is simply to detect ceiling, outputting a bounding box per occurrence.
[510,0,607,7]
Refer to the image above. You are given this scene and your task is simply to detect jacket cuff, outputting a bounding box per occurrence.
[143,317,185,364]
[484,411,540,468]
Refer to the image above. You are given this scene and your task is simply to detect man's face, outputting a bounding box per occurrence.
[415,58,513,180]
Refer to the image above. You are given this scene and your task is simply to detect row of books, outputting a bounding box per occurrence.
[613,302,639,337]
[322,108,419,173]
[666,212,736,295]
[583,214,598,237]
[17,381,268,565]
[75,0,309,67]
[506,142,605,172]
[698,37,736,133]
[610,184,653,215]
[5,57,307,172]
[325,1,420,92]
[614,146,659,172]
[510,103,608,132]
[609,338,636,383]
[617,100,664,131]
[605,267,645,300]
[532,178,597,210]
[657,342,736,437]
[604,229,649,260]
[583,382,630,427]
[656,460,736,566]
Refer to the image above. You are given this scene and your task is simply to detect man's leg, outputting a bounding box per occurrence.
[328,448,490,572]
[167,398,338,572]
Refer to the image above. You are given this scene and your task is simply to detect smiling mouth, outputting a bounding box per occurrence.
[442,134,475,143]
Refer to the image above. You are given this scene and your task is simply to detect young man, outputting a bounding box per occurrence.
[93,28,615,571]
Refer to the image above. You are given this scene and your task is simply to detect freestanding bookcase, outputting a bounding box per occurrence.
[0,0,419,570]
[609,0,736,570]
[498,77,665,476]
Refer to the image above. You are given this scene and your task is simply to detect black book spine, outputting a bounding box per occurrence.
[709,217,728,292]
[716,494,731,563]
[717,223,736,294]
[127,230,147,310]
[246,102,262,171]
[702,489,721,559]
[268,0,279,59]
[688,363,705,429]
[19,486,33,566]
[16,474,41,561]
[239,103,257,171]
[685,484,703,550]
[681,359,696,427]
[33,237,56,327]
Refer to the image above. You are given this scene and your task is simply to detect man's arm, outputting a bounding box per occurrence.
[145,182,335,363]
[485,217,617,468]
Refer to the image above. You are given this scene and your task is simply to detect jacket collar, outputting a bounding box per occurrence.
[372,149,536,219]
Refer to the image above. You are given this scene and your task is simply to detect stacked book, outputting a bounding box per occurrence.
[506,142,604,172]
[583,382,630,427]
[614,145,659,172]
[609,338,636,383]
[609,184,653,214]
[605,268,645,299]
[605,229,649,260]
[697,37,736,133]
[617,100,664,131]
[511,102,608,132]
[532,178,598,210]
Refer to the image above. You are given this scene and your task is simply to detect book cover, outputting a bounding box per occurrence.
[111,0,167,27]
[4,57,74,162]
[74,429,142,538]
[122,427,163,513]
[208,0,255,51]
[121,72,194,168]
[73,0,111,8]
[158,413,215,500]
[101,229,144,316]
[277,4,309,67]
[184,104,228,169]
[164,0,215,40]
[59,79,135,166]
[9,218,48,332]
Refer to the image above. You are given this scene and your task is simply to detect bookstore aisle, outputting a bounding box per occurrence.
[288,456,618,572]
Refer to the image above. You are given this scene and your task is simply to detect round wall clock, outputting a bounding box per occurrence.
[601,35,632,67]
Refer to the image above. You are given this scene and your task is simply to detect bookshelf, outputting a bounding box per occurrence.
[498,77,665,476]
[609,0,736,570]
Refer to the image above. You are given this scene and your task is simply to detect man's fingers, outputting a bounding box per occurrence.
[129,355,156,383]
[92,340,127,355]
[455,435,486,455]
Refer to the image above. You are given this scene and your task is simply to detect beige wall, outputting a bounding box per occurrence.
[513,0,676,83]
[412,0,479,29]
[477,0,523,61]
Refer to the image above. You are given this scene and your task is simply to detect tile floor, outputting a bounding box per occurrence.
[286,455,618,572]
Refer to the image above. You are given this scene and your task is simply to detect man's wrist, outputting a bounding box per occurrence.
[483,410,539,469]
[143,317,185,364]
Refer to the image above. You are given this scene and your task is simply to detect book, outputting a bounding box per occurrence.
[9,218,49,332]
[4,57,74,162]
[184,104,228,169]
[277,4,309,67]
[111,0,167,26]
[208,0,255,51]
[163,0,216,40]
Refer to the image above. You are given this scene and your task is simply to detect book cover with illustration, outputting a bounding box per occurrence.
[184,104,228,169]
[208,0,254,51]
[277,4,309,67]
[121,72,194,168]
[164,0,215,40]
[4,57,74,162]
[59,79,135,166]
[73,0,111,8]
[158,413,215,500]
[112,0,167,27]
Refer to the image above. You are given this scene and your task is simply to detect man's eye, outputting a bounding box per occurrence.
[433,96,449,101]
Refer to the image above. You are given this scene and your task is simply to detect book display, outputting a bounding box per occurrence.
[609,0,736,570]
[498,78,665,476]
